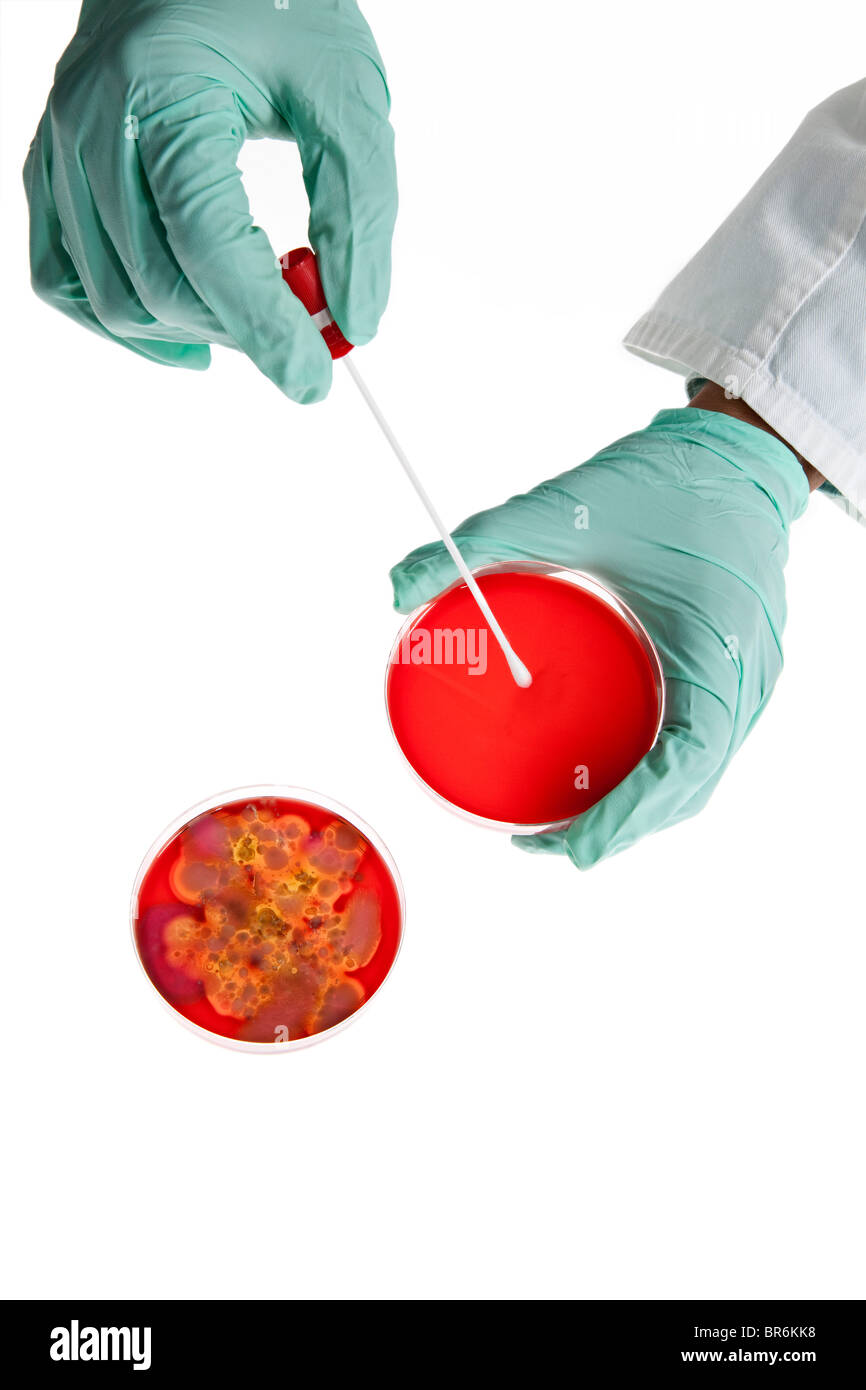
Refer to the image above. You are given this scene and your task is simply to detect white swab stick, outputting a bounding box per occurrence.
[343,355,532,689]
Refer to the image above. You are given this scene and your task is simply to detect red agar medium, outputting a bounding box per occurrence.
[386,568,664,830]
[133,791,403,1049]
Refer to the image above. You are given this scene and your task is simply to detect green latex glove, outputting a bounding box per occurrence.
[23,0,397,403]
[390,408,809,868]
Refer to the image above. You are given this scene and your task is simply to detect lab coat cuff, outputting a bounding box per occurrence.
[623,311,866,525]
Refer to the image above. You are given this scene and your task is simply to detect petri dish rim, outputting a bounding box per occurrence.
[130,783,406,1054]
[384,561,666,835]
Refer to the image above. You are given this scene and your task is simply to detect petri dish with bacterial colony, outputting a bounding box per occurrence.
[132,787,404,1052]
[386,563,665,833]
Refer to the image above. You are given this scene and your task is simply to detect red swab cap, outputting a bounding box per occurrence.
[280,247,354,360]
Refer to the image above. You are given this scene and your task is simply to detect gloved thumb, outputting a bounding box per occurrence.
[391,540,473,613]
[390,535,532,613]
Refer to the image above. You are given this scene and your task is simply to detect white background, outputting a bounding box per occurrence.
[1,0,863,1300]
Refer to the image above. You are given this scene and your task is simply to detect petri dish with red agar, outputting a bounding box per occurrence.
[132,787,404,1052]
[386,563,665,833]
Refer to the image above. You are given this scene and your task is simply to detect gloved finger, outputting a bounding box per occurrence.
[78,130,236,349]
[24,125,211,370]
[390,518,557,613]
[389,479,604,612]
[510,831,569,857]
[138,85,332,403]
[514,679,734,869]
[390,538,501,613]
[290,49,397,347]
[390,527,564,613]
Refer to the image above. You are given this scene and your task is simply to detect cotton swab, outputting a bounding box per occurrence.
[341,355,532,688]
[280,248,533,689]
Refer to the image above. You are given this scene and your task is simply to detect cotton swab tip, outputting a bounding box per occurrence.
[508,654,534,688]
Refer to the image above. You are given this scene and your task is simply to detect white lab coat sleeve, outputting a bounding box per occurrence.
[623,78,866,525]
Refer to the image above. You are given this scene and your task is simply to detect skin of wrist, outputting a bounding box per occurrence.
[688,381,825,492]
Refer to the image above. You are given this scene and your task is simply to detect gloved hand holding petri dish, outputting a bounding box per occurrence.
[390,411,807,868]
